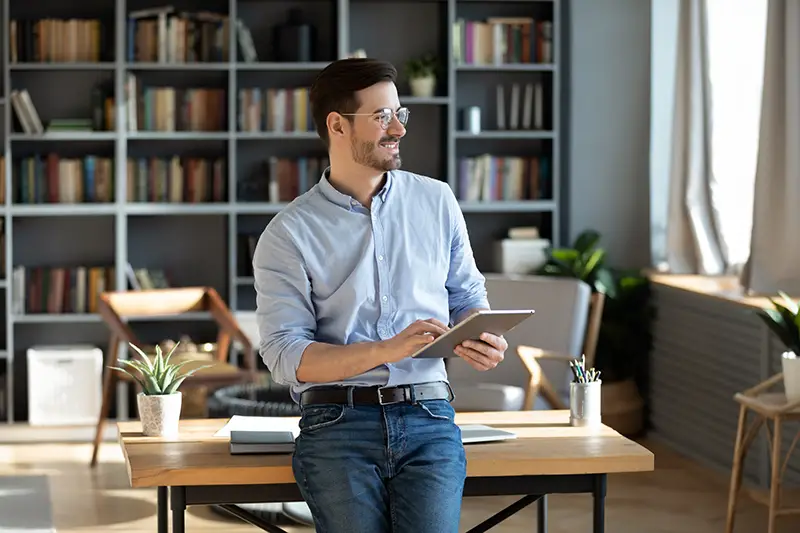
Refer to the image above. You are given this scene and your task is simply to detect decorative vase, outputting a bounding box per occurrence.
[409,76,436,98]
[782,351,800,402]
[137,392,183,437]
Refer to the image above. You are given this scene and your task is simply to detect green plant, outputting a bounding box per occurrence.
[536,229,655,382]
[536,230,617,298]
[109,342,212,395]
[406,53,438,79]
[755,291,800,354]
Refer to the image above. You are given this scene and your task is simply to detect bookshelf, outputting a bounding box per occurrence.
[0,0,566,425]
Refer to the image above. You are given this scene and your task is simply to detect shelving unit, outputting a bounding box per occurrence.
[0,0,566,425]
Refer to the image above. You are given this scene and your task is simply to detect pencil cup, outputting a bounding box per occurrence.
[569,380,602,428]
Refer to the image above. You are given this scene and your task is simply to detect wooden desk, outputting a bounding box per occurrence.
[118,410,654,533]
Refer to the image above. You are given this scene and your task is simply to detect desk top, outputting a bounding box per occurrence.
[117,410,655,488]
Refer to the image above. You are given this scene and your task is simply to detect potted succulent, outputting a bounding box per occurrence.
[110,341,211,437]
[754,291,800,402]
[406,53,438,98]
[536,230,655,436]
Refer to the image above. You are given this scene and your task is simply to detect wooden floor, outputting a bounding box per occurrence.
[0,437,798,532]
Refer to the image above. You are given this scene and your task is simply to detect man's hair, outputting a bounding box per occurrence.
[309,58,398,145]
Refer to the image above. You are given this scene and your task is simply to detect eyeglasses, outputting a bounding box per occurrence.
[340,107,410,130]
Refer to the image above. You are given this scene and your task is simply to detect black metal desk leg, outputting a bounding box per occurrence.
[593,475,607,533]
[537,494,547,532]
[157,487,168,533]
[171,486,186,533]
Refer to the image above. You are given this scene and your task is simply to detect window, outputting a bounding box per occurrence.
[705,0,768,269]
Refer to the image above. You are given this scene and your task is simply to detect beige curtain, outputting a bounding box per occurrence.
[661,0,727,275]
[740,0,800,295]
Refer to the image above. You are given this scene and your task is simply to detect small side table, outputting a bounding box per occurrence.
[725,372,800,533]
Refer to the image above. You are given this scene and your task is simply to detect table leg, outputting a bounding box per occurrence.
[593,475,607,533]
[157,487,168,533]
[171,486,186,533]
[537,495,547,532]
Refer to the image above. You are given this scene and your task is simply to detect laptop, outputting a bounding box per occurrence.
[459,424,517,444]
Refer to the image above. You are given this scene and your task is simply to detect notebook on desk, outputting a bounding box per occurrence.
[214,415,300,455]
[216,415,517,455]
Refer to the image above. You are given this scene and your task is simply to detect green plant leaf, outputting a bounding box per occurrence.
[756,308,799,352]
[573,230,600,255]
[108,366,149,391]
[162,341,180,367]
[594,267,617,298]
[163,376,187,395]
[580,249,605,279]
[128,343,154,372]
[141,371,162,395]
[551,249,579,265]
[778,291,799,314]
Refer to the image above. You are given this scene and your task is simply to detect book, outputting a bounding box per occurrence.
[214,415,300,455]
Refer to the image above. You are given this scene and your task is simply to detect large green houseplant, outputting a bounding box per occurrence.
[536,229,654,435]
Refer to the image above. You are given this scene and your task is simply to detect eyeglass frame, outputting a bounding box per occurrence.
[339,107,410,130]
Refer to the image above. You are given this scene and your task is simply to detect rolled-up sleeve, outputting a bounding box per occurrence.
[253,223,316,387]
[443,184,490,322]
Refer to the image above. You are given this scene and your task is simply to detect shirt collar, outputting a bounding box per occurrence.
[318,167,393,210]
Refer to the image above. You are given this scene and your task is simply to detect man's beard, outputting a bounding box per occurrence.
[350,135,402,171]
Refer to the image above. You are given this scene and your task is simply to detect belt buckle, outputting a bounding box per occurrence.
[377,386,403,405]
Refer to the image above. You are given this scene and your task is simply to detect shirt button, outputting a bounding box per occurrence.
[378,255,384,261]
[382,296,388,302]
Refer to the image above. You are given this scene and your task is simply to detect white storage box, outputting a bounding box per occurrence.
[493,238,550,275]
[27,345,103,426]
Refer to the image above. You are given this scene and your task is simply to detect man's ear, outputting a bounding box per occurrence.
[327,112,346,138]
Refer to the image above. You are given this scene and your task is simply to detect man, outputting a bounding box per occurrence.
[253,57,508,533]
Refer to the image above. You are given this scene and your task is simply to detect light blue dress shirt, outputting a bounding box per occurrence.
[253,168,490,402]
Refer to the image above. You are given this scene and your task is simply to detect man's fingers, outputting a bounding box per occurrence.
[413,319,449,337]
[479,332,508,351]
[461,340,504,363]
[454,346,497,371]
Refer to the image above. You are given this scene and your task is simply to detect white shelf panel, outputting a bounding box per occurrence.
[459,200,557,213]
[13,314,102,324]
[455,63,556,72]
[454,130,556,140]
[10,132,116,141]
[126,203,232,215]
[127,62,230,71]
[9,62,116,70]
[11,204,117,216]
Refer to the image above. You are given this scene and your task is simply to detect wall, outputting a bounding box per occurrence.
[567,0,652,269]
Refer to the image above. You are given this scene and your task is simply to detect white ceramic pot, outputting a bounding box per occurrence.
[137,392,182,437]
[409,76,436,98]
[782,351,800,402]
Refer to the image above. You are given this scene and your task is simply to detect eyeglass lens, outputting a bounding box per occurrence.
[380,108,409,128]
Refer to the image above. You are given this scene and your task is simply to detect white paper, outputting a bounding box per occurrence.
[213,415,300,438]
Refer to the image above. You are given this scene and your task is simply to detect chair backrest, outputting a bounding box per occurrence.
[447,274,593,395]
[97,287,255,369]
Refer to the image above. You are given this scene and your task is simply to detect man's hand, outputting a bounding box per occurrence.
[454,332,507,371]
[378,318,450,364]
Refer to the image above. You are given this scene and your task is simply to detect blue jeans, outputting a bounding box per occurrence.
[292,399,467,533]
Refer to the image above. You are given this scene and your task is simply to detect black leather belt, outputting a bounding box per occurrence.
[300,381,454,406]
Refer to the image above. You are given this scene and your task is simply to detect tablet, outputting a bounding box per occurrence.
[411,309,535,359]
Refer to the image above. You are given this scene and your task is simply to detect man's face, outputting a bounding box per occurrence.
[346,81,408,172]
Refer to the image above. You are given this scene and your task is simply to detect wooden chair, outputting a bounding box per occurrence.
[725,373,800,533]
[516,291,606,410]
[90,287,257,467]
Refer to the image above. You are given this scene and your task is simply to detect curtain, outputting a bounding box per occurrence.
[659,0,728,275]
[740,0,800,295]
